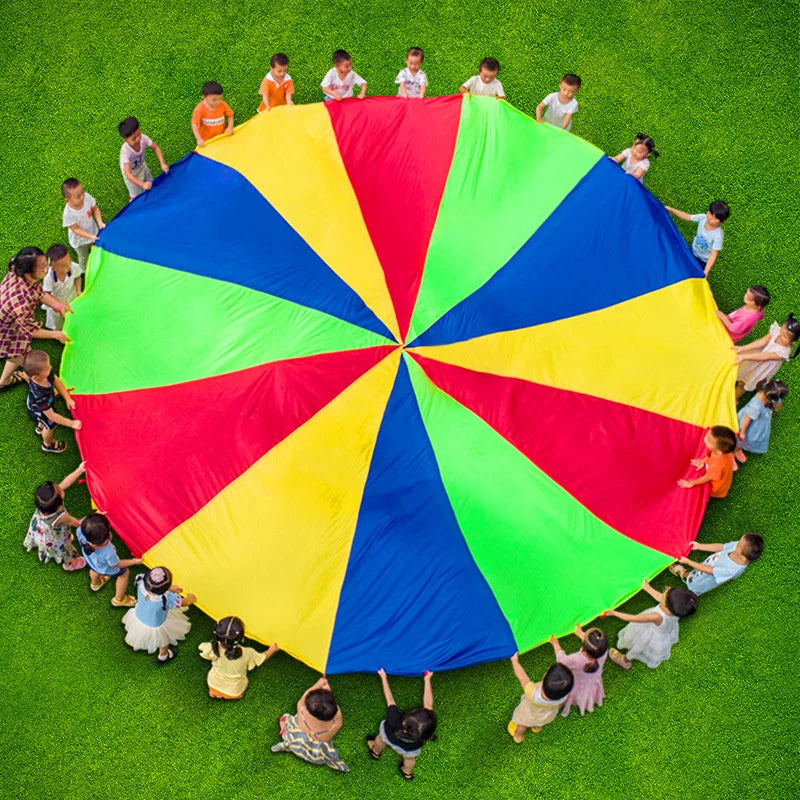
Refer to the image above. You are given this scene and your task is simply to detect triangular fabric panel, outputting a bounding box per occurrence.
[325,358,516,674]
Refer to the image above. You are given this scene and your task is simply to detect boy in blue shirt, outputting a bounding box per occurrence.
[669,533,763,595]
[665,200,730,276]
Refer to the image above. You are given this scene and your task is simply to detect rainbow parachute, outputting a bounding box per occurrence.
[63,96,736,674]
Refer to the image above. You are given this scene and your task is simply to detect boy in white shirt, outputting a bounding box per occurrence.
[61,178,104,272]
[536,74,581,131]
[42,244,82,331]
[118,116,169,200]
[459,58,505,98]
[321,50,367,101]
[396,47,427,98]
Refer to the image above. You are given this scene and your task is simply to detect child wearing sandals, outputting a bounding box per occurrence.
[24,462,87,571]
[367,668,436,781]
[75,513,141,607]
[549,625,608,717]
[507,654,574,743]
[670,534,763,595]
[198,616,278,698]
[606,580,697,669]
[123,566,195,665]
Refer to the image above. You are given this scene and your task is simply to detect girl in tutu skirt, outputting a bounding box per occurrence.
[123,567,195,665]
[549,624,608,716]
[606,580,697,669]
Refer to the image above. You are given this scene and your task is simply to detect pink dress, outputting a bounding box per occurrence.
[556,648,607,716]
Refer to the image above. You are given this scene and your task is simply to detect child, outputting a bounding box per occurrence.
[670,533,764,594]
[321,50,367,101]
[665,200,729,276]
[610,133,659,181]
[367,668,436,781]
[198,616,278,699]
[734,379,787,460]
[535,74,581,131]
[396,47,427,98]
[22,349,81,454]
[118,116,169,200]
[677,425,737,498]
[123,566,195,664]
[507,654,574,743]
[716,285,770,343]
[23,461,86,571]
[549,625,608,717]
[735,313,800,398]
[61,178,104,272]
[258,53,294,111]
[75,513,142,607]
[459,57,505,98]
[606,580,697,669]
[42,244,82,331]
[191,81,234,148]
[271,677,349,771]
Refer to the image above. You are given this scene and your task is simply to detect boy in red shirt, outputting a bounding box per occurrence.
[192,82,234,148]
[677,426,737,498]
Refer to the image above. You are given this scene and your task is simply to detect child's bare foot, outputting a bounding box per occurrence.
[734,449,747,463]
[609,647,631,669]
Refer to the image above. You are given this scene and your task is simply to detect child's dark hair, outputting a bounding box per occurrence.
[61,178,81,198]
[202,81,223,96]
[270,53,289,68]
[407,47,424,60]
[22,350,49,376]
[665,586,698,618]
[634,132,660,158]
[212,616,245,661]
[333,49,351,64]
[709,200,730,222]
[396,708,437,744]
[35,481,62,514]
[580,628,608,672]
[542,663,574,701]
[8,246,43,277]
[118,116,140,138]
[710,425,737,454]
[480,57,500,73]
[756,379,788,408]
[46,243,69,262]
[80,513,111,552]
[562,73,581,88]
[748,285,770,309]
[741,533,764,562]
[142,566,173,610]
[306,688,338,720]
[784,313,800,357]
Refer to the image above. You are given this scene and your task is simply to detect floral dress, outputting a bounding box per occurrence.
[0,272,42,359]
[24,508,81,567]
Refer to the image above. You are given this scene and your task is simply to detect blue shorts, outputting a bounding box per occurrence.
[695,256,708,270]
[88,564,126,578]
[28,406,57,430]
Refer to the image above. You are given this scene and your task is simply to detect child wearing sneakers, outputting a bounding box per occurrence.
[118,116,169,200]
[42,244,82,331]
[61,178,104,272]
[665,200,729,276]
[258,53,294,111]
[191,81,234,147]
[670,534,763,595]
[536,74,581,130]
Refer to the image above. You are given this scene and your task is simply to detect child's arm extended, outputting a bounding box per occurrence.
[42,406,81,431]
[678,555,714,575]
[123,162,152,191]
[226,107,234,135]
[53,374,76,411]
[399,82,409,98]
[736,350,786,363]
[715,310,732,328]
[703,251,719,276]
[664,206,692,221]
[535,100,546,121]
[92,202,105,231]
[560,113,573,130]
[510,652,531,689]
[149,141,170,174]
[112,556,144,569]
[678,471,712,489]
[377,668,396,706]
[423,670,434,710]
[605,608,663,624]
[191,120,205,147]
[548,634,562,657]
[357,82,367,99]
[68,222,100,243]
[738,414,753,440]
[687,540,724,553]
[459,83,471,95]
[322,86,344,101]
[610,152,626,163]
[59,461,86,492]
[640,579,663,603]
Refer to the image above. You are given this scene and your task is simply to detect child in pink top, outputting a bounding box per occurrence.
[549,625,608,716]
[716,285,770,343]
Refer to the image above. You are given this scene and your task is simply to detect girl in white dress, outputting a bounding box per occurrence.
[735,313,799,398]
[610,133,660,181]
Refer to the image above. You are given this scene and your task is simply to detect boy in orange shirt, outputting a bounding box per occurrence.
[192,82,234,148]
[258,54,294,112]
[677,426,737,498]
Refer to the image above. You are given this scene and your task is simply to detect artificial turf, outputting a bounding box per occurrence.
[2,1,798,798]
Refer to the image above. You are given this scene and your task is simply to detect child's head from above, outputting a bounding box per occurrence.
[333,49,352,76]
[61,177,84,206]
[46,243,71,273]
[143,566,172,595]
[580,627,608,672]
[707,200,730,225]
[396,708,437,744]
[270,52,289,80]
[541,663,574,701]
[213,615,246,660]
[705,425,737,454]
[22,349,50,378]
[478,57,500,82]
[757,378,788,407]
[406,47,424,71]
[118,116,142,148]
[631,133,660,159]
[745,285,771,309]
[559,73,581,101]
[305,688,338,721]
[9,246,46,279]
[201,81,224,109]
[35,481,64,514]
[781,312,800,345]
[82,513,111,547]
[739,532,764,562]
[664,586,698,618]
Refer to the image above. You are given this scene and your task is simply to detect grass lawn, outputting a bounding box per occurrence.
[2,1,798,798]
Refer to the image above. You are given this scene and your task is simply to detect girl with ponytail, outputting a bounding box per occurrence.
[548,624,609,717]
[735,312,800,398]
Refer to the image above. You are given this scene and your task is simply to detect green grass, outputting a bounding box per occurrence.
[2,1,798,798]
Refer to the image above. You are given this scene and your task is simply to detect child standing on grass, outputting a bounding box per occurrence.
[199,616,278,699]
[716,285,770,343]
[396,47,427,98]
[536,74,581,130]
[191,81,234,148]
[610,133,659,181]
[549,625,608,717]
[22,349,81,454]
[321,50,367,101]
[665,200,729,275]
[670,534,763,594]
[606,580,698,669]
[258,54,294,111]
[61,178,104,272]
[734,379,787,460]
[118,116,169,200]
[42,244,82,331]
[677,425,737,498]
[459,58,505,98]
[24,461,86,571]
[735,313,799,398]
[507,654,573,743]
[123,566,195,665]
[75,513,141,607]
[367,668,436,781]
